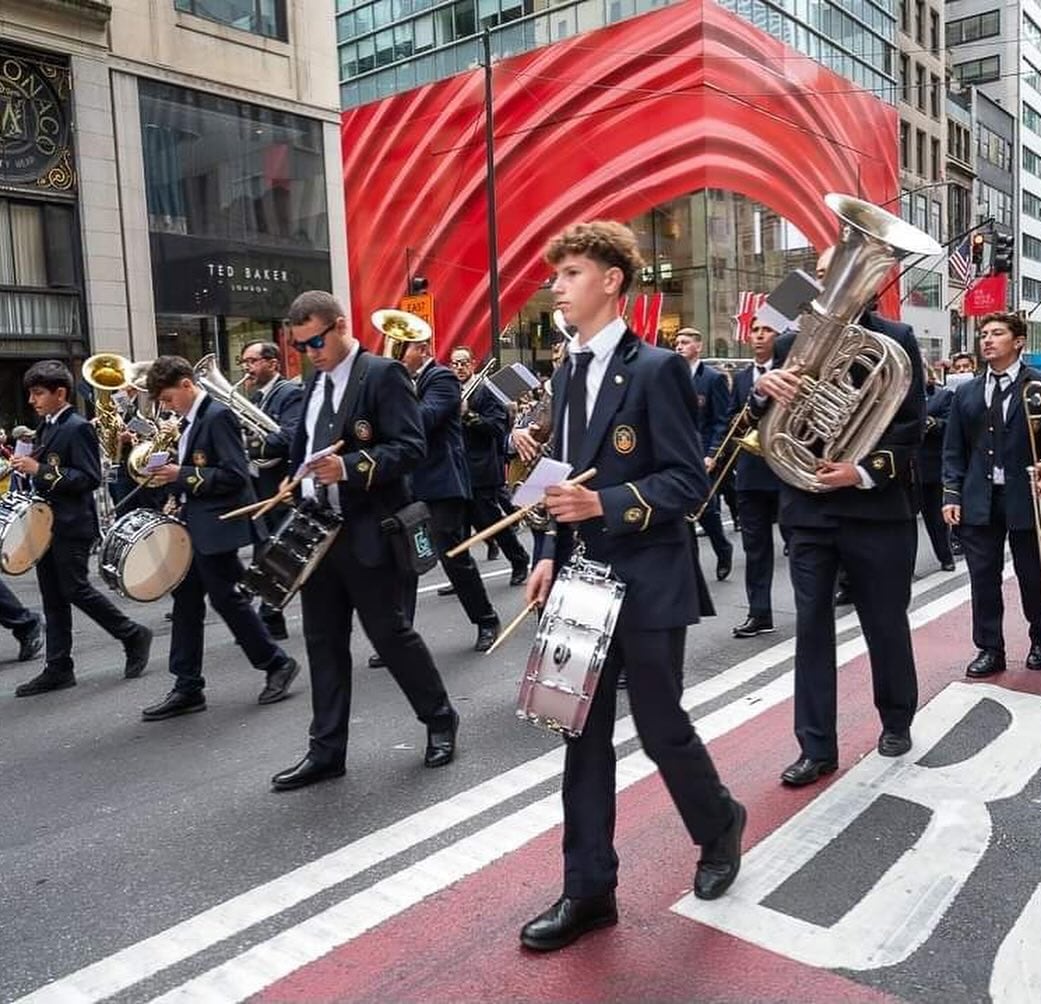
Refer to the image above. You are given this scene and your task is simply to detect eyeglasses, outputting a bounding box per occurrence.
[449,359,471,368]
[291,321,337,353]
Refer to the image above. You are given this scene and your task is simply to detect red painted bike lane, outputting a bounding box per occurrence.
[255,581,1041,1004]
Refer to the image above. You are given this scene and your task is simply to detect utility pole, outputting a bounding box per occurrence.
[482,27,502,361]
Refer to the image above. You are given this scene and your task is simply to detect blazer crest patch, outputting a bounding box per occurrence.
[192,451,207,467]
[623,506,643,524]
[613,425,636,455]
[47,453,60,467]
[354,419,373,442]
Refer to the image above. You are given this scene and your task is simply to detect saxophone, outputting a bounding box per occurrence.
[757,193,941,492]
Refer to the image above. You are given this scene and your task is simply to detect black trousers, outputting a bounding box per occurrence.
[466,489,529,569]
[168,550,285,694]
[787,521,918,761]
[737,490,779,619]
[35,536,139,674]
[0,578,37,639]
[301,530,452,766]
[919,481,953,565]
[697,495,730,562]
[402,498,496,626]
[959,488,1041,652]
[562,625,732,897]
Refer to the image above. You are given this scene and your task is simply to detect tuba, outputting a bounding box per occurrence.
[372,308,432,359]
[83,353,133,461]
[757,193,942,492]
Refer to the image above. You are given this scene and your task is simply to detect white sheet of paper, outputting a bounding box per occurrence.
[294,443,341,479]
[144,451,169,472]
[14,440,32,457]
[512,457,573,507]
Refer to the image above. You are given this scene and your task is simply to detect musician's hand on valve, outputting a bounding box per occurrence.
[815,460,861,488]
[942,503,961,526]
[9,455,39,476]
[543,482,603,522]
[526,559,555,607]
[309,454,344,486]
[512,426,541,463]
[755,368,801,406]
[149,463,181,486]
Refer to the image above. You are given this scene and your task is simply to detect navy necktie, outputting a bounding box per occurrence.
[313,375,336,505]
[566,352,594,465]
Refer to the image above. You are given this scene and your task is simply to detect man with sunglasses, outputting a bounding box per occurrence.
[269,291,460,792]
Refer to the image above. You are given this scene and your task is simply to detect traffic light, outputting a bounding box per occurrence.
[408,275,428,294]
[993,232,1014,274]
[971,232,986,266]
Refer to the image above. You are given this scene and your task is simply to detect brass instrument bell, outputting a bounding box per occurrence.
[372,308,432,361]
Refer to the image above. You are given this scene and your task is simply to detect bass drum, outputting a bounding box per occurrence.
[0,492,53,575]
[99,508,192,601]
[516,555,626,738]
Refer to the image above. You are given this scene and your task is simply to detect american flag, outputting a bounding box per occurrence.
[949,238,973,286]
[733,291,768,342]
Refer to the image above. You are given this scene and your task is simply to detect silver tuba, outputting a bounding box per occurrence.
[757,193,942,492]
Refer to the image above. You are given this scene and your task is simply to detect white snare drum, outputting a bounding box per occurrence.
[0,492,54,575]
[516,555,626,738]
[99,508,192,601]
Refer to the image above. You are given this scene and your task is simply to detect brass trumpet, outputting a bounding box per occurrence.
[691,404,761,521]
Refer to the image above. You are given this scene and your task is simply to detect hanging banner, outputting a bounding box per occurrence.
[963,274,1008,316]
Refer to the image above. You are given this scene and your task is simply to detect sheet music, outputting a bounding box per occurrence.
[512,457,573,507]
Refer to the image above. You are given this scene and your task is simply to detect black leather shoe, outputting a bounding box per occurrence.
[486,542,501,562]
[877,730,912,757]
[520,893,618,951]
[509,564,529,586]
[123,625,153,679]
[694,799,747,900]
[258,657,299,705]
[780,756,838,787]
[716,545,733,581]
[834,589,853,606]
[424,709,459,768]
[437,583,457,596]
[940,561,956,572]
[15,669,75,697]
[966,649,1006,678]
[16,617,43,662]
[733,615,774,639]
[271,755,346,791]
[1026,644,1041,671]
[475,618,500,653]
[142,689,206,721]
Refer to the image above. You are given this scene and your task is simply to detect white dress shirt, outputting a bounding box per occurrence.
[302,342,359,506]
[561,317,627,463]
[176,390,208,464]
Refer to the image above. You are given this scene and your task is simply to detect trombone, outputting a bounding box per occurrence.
[691,403,761,521]
[1023,380,1041,556]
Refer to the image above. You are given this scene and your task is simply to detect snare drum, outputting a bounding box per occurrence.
[516,555,626,738]
[0,492,54,575]
[98,508,192,601]
[241,502,342,610]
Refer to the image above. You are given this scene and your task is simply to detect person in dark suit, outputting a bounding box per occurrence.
[0,581,43,662]
[728,316,784,638]
[674,328,733,580]
[239,340,304,640]
[942,311,1041,678]
[396,335,501,653]
[918,361,955,571]
[518,221,744,953]
[138,356,298,720]
[754,243,924,787]
[10,361,152,697]
[451,345,530,587]
[269,291,460,792]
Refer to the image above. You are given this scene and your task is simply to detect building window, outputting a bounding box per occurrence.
[904,266,940,307]
[900,120,910,169]
[899,0,908,33]
[915,127,926,177]
[1023,276,1041,302]
[929,8,939,54]
[1027,59,1041,93]
[1024,234,1041,263]
[915,63,925,111]
[946,11,1000,46]
[1027,13,1041,47]
[1025,147,1041,179]
[914,0,924,42]
[954,55,1000,86]
[174,0,288,41]
[930,74,940,118]
[930,137,940,181]
[1024,189,1041,222]
[979,182,1014,226]
[1025,102,1041,136]
[976,123,1012,171]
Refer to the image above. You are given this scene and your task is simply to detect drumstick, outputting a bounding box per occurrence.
[485,600,539,656]
[446,467,598,558]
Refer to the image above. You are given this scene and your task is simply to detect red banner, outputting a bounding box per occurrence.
[628,292,664,343]
[963,274,1008,316]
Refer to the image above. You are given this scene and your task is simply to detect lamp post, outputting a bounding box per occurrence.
[482,27,502,362]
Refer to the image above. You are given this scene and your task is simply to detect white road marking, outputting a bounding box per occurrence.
[991,880,1041,1003]
[15,564,979,1004]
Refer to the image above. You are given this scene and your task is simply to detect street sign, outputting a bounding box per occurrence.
[400,293,435,335]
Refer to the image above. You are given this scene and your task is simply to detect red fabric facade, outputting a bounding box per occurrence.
[341,0,899,358]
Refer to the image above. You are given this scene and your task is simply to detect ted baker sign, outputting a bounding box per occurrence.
[206,263,289,283]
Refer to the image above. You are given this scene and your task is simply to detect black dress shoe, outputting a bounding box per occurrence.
[16,617,43,662]
[877,730,912,757]
[142,689,206,721]
[258,657,299,705]
[509,564,529,586]
[486,542,501,562]
[475,618,500,653]
[436,583,457,596]
[780,755,838,787]
[15,669,75,697]
[940,561,956,572]
[123,625,153,679]
[368,653,386,668]
[732,615,774,639]
[424,709,459,767]
[271,755,346,791]
[1026,643,1041,671]
[520,893,618,951]
[965,649,1006,678]
[716,546,733,581]
[694,799,747,900]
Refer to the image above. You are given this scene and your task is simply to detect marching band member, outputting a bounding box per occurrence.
[942,312,1041,677]
[0,581,43,663]
[520,221,744,952]
[10,361,152,696]
[270,291,460,791]
[140,356,298,720]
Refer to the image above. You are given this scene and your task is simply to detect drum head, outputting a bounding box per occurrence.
[119,520,192,601]
[0,500,54,575]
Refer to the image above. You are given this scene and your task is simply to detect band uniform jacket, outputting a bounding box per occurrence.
[411,362,472,502]
[462,382,509,491]
[692,360,730,457]
[727,363,781,493]
[31,408,102,542]
[248,376,304,501]
[764,313,926,527]
[919,383,953,485]
[941,364,1041,531]
[535,329,713,632]
[288,350,425,568]
[175,396,258,555]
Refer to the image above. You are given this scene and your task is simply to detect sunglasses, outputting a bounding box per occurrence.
[291,321,337,353]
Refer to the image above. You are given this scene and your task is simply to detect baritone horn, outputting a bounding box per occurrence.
[372,308,432,360]
[83,352,134,461]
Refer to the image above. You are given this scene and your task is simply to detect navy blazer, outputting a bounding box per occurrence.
[692,361,730,456]
[175,396,257,556]
[536,330,712,631]
[31,408,101,542]
[918,383,952,485]
[767,312,926,527]
[249,376,304,500]
[941,364,1041,530]
[411,361,472,502]
[727,363,781,493]
[462,382,509,490]
[289,350,425,567]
